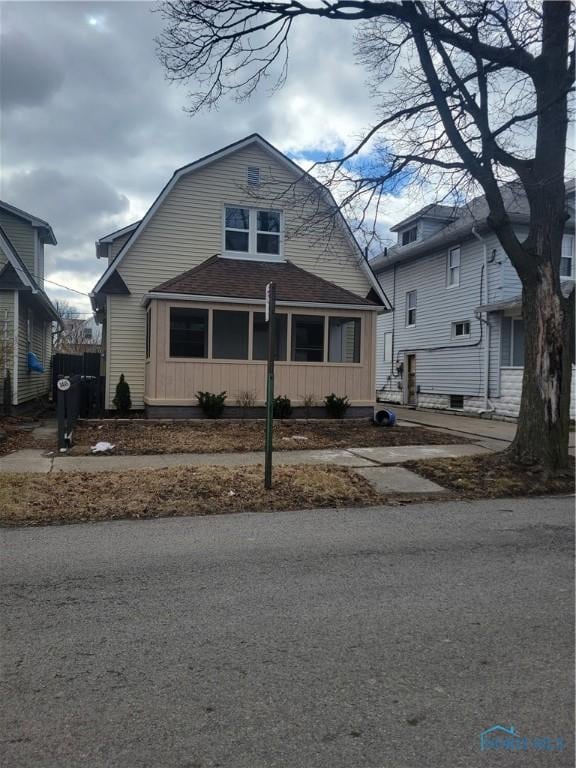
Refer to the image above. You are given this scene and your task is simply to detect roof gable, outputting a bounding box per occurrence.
[0,200,57,244]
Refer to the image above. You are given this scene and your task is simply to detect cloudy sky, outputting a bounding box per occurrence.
[0,1,426,314]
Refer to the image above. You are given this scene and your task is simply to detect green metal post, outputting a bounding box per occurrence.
[264,282,276,489]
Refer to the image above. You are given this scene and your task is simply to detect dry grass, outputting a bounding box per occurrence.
[0,419,53,456]
[0,464,389,526]
[70,419,467,456]
[406,453,575,498]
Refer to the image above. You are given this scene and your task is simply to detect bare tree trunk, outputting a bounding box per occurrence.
[507,261,573,471]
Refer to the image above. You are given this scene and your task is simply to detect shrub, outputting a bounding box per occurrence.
[197,390,227,418]
[273,394,293,419]
[237,390,256,409]
[113,374,132,415]
[324,393,350,419]
[302,393,315,419]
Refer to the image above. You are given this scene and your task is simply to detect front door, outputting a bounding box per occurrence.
[406,354,416,406]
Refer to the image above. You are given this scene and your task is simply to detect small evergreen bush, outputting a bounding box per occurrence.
[273,394,293,419]
[113,374,132,415]
[197,390,227,418]
[324,393,350,419]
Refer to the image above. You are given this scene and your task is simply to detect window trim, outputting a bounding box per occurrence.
[405,290,417,328]
[452,320,471,339]
[383,331,392,363]
[447,245,461,288]
[222,204,284,262]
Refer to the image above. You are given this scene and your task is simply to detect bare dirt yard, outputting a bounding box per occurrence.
[70,419,469,456]
[406,453,575,498]
[0,418,53,456]
[0,464,403,526]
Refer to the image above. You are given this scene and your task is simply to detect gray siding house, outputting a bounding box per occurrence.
[372,184,575,419]
[0,201,59,408]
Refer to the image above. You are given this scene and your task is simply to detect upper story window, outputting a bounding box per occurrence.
[447,246,460,287]
[401,226,418,246]
[224,206,282,260]
[406,290,417,327]
[560,234,574,278]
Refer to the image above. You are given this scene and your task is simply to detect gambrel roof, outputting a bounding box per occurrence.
[92,134,390,309]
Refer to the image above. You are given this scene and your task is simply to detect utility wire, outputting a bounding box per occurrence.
[4,258,92,297]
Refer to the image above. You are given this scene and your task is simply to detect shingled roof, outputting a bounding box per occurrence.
[149,256,382,307]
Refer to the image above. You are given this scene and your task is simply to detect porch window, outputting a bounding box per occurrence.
[328,317,361,363]
[501,317,524,367]
[561,234,574,278]
[291,315,324,362]
[252,312,287,360]
[169,307,208,358]
[212,310,249,359]
[447,246,460,287]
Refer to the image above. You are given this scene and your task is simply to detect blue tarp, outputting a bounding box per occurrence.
[27,352,45,373]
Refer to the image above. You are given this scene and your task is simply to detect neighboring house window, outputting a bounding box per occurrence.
[560,234,574,278]
[252,312,287,360]
[447,246,460,287]
[224,206,282,258]
[501,317,524,367]
[291,315,325,362]
[406,291,417,327]
[328,317,361,363]
[402,226,418,245]
[383,331,392,363]
[452,320,470,338]
[169,308,208,358]
[83,327,93,341]
[212,310,249,359]
[145,309,151,359]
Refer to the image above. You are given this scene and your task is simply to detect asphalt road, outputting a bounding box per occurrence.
[1,497,574,768]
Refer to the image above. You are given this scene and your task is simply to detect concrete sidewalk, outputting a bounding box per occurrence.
[0,442,487,474]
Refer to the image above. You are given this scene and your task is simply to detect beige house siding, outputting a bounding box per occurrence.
[0,210,36,275]
[110,232,133,262]
[106,143,375,409]
[145,300,376,407]
[16,295,51,404]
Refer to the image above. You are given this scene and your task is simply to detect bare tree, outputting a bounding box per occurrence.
[53,301,101,354]
[158,0,574,471]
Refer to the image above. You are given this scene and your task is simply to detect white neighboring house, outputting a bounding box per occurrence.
[372,182,575,419]
[0,201,59,408]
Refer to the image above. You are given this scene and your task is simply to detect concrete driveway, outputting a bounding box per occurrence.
[1,497,574,768]
[390,406,576,451]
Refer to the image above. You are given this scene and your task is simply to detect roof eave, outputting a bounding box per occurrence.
[142,291,382,311]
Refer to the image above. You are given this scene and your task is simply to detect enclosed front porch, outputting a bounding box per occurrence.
[143,298,378,417]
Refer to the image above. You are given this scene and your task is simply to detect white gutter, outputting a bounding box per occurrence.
[141,292,383,312]
[472,226,494,413]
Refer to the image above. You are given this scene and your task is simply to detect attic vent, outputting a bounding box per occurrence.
[247,166,260,185]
